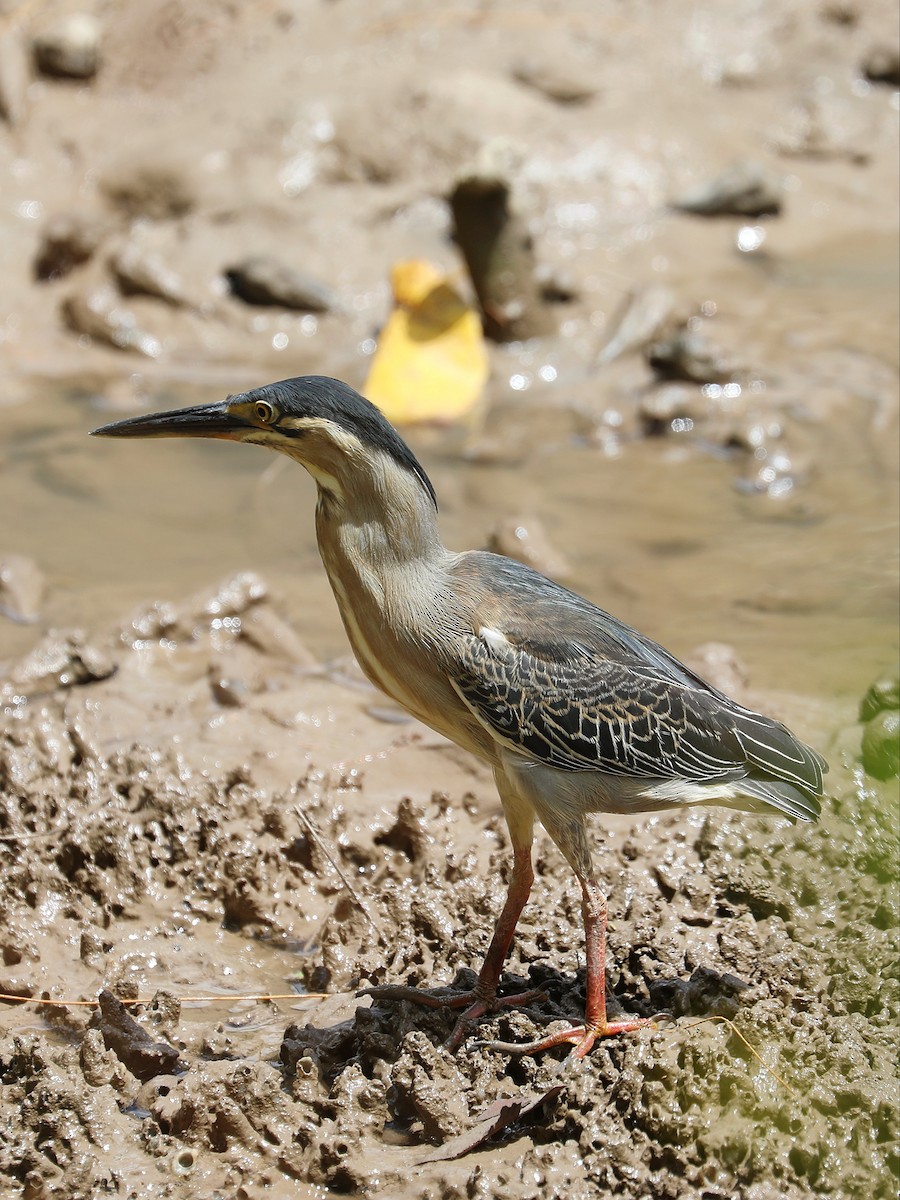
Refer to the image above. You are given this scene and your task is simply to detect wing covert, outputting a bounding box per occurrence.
[450,631,744,781]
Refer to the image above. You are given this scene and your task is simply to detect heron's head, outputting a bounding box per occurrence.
[92,375,437,509]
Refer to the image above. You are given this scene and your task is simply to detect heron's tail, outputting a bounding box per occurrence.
[731,776,822,823]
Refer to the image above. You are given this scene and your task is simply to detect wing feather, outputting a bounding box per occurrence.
[445,552,827,801]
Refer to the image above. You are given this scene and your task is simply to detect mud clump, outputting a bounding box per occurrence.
[91,990,184,1082]
[859,672,900,780]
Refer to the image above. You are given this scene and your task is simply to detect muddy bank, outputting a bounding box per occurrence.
[0,577,896,1198]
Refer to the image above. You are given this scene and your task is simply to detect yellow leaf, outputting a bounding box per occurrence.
[363,259,488,424]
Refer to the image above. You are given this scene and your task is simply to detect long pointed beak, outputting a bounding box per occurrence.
[92,400,249,441]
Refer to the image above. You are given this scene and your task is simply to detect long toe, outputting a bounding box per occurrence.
[484,1014,657,1058]
[442,985,548,1052]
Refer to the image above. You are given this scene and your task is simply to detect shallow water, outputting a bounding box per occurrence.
[3,236,897,716]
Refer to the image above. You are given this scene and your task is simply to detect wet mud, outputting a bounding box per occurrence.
[0,579,896,1198]
[1,1,899,1198]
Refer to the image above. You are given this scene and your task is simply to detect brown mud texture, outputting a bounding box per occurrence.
[1,1,899,1199]
[0,582,897,1200]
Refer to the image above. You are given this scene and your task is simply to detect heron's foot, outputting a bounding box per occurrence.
[484,1014,657,1058]
[360,981,548,1052]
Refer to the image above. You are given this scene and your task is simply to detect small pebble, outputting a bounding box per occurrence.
[32,14,101,80]
[638,384,702,432]
[112,243,187,306]
[512,57,597,104]
[599,286,677,365]
[671,160,782,218]
[62,285,162,357]
[862,44,900,87]
[775,90,872,163]
[0,555,43,623]
[646,327,730,384]
[34,212,108,281]
[226,256,335,311]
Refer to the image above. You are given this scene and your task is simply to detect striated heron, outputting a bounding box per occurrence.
[93,375,826,1058]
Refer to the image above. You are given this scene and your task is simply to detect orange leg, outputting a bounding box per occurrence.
[362,844,546,1048]
[485,876,655,1057]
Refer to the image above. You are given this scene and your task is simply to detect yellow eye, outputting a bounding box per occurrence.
[255,400,276,424]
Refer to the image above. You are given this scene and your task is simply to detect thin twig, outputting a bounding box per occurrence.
[0,820,70,844]
[293,804,381,936]
[0,991,329,1008]
[681,1014,799,1097]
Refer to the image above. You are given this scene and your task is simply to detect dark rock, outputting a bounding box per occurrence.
[226,256,335,311]
[34,212,108,281]
[862,44,900,87]
[671,160,782,217]
[32,14,100,80]
[646,326,730,384]
[449,140,555,342]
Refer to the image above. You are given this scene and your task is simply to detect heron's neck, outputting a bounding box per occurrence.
[313,459,449,618]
